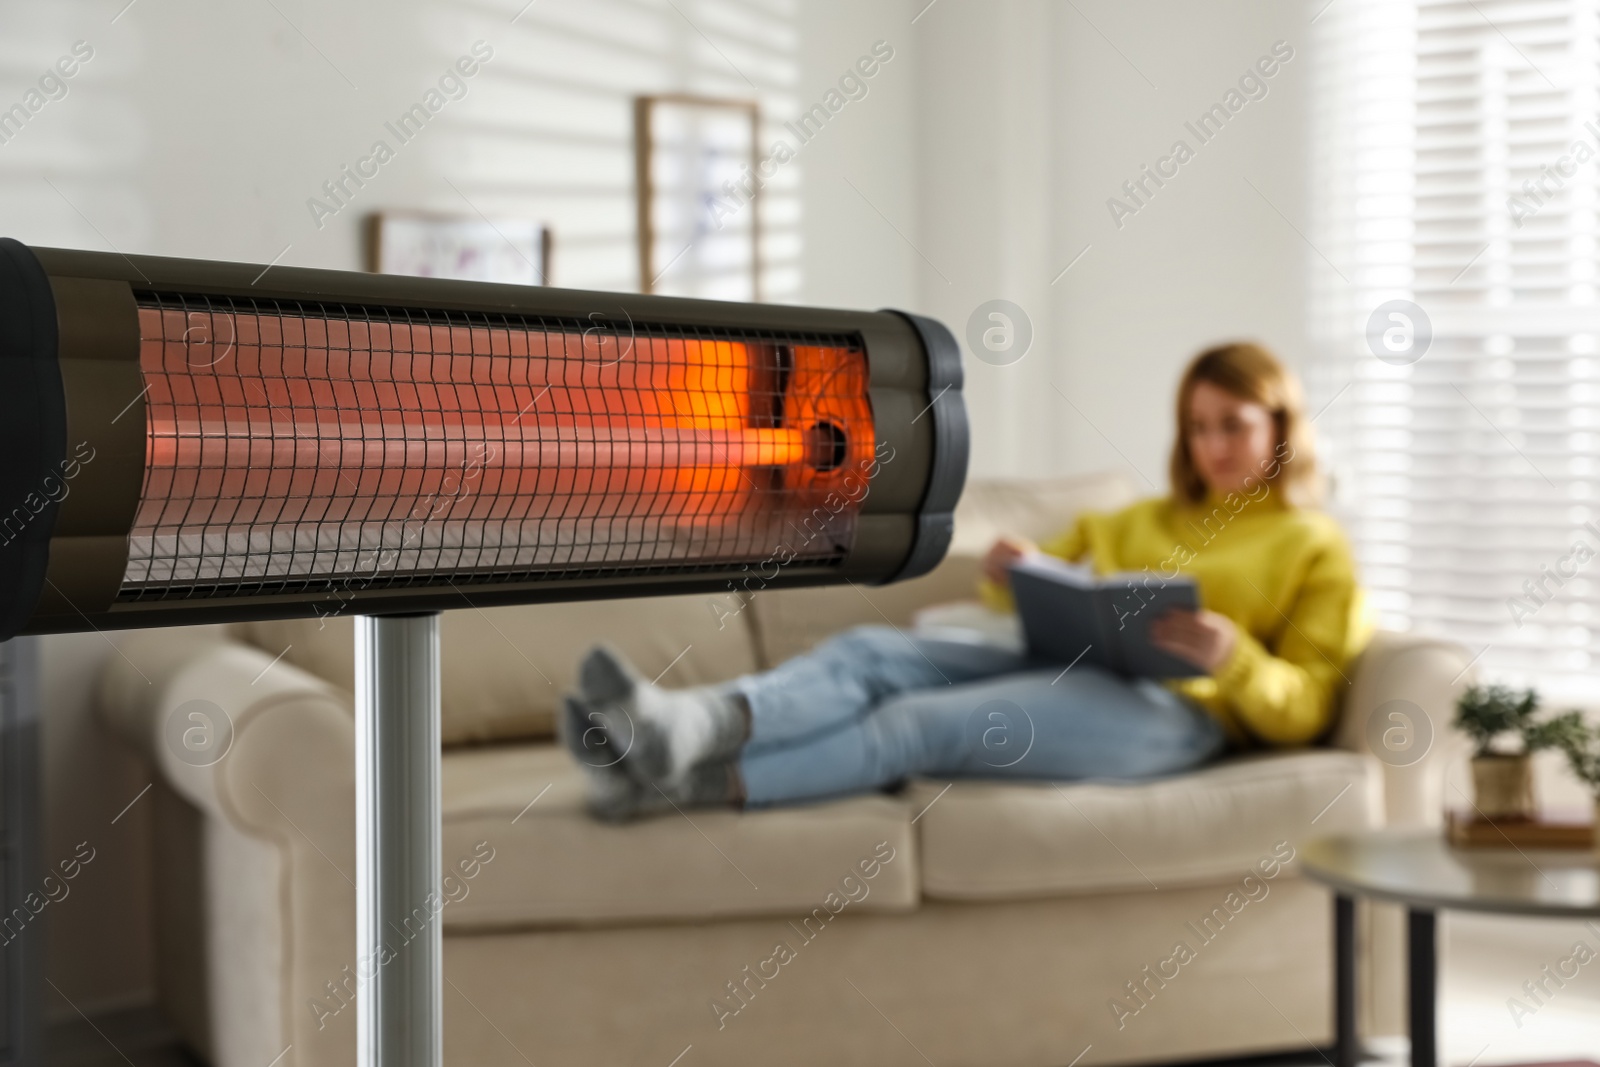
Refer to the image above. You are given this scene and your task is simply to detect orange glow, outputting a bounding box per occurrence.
[127,302,875,588]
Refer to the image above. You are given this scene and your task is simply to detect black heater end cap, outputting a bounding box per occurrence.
[0,239,66,641]
[882,310,968,584]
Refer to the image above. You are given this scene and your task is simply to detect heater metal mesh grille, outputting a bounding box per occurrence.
[119,293,875,600]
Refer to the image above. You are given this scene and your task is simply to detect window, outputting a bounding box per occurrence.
[1313,0,1600,697]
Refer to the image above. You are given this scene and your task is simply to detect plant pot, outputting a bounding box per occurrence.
[1470,754,1536,820]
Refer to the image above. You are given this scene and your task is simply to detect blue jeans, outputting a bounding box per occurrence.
[732,625,1227,808]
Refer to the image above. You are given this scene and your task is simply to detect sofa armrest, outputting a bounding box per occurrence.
[98,632,357,1067]
[99,631,353,827]
[1332,630,1475,829]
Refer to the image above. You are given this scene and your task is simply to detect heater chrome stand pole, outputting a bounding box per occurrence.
[355,613,443,1067]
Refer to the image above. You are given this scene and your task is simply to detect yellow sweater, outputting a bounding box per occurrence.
[980,491,1373,747]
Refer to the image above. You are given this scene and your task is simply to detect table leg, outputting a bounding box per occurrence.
[1334,893,1357,1067]
[1407,908,1437,1067]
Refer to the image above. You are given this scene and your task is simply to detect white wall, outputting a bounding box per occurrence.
[911,0,1315,483]
[0,0,813,290]
[794,0,919,311]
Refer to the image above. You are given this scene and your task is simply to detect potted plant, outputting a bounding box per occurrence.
[1538,710,1600,851]
[1454,684,1558,820]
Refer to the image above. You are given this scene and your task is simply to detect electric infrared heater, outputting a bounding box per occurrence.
[0,238,965,1067]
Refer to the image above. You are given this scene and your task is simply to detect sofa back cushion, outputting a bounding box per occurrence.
[232,593,761,746]
[948,471,1140,554]
[749,470,1139,666]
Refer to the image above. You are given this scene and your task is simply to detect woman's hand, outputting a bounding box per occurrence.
[1149,608,1237,673]
[982,536,1036,588]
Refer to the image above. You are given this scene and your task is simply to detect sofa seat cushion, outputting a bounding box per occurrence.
[910,749,1381,900]
[439,743,918,929]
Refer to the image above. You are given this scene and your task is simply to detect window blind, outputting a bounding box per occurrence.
[1313,0,1600,698]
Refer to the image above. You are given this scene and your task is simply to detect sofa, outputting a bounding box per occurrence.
[97,470,1474,1067]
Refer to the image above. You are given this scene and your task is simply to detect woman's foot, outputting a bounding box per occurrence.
[558,695,647,821]
[576,645,749,784]
[560,695,739,821]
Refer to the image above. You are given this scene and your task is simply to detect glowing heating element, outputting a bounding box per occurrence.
[125,296,875,596]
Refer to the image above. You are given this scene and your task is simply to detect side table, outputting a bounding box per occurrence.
[1302,830,1600,1067]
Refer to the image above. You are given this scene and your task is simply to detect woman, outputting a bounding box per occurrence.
[560,341,1372,820]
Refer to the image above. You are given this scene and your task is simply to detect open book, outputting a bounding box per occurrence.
[1006,554,1203,679]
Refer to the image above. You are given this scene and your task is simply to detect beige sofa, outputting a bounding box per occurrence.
[97,472,1474,1067]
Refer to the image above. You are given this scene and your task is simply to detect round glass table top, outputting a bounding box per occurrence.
[1302,830,1600,918]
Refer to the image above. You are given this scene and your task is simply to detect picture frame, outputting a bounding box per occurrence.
[366,212,552,286]
[634,94,761,301]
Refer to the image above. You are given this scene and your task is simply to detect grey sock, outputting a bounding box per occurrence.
[561,692,741,822]
[587,752,734,819]
[559,694,648,822]
[666,760,738,807]
[559,694,623,769]
[584,772,676,824]
[577,645,749,784]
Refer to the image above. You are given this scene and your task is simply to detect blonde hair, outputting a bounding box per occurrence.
[1168,342,1320,506]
